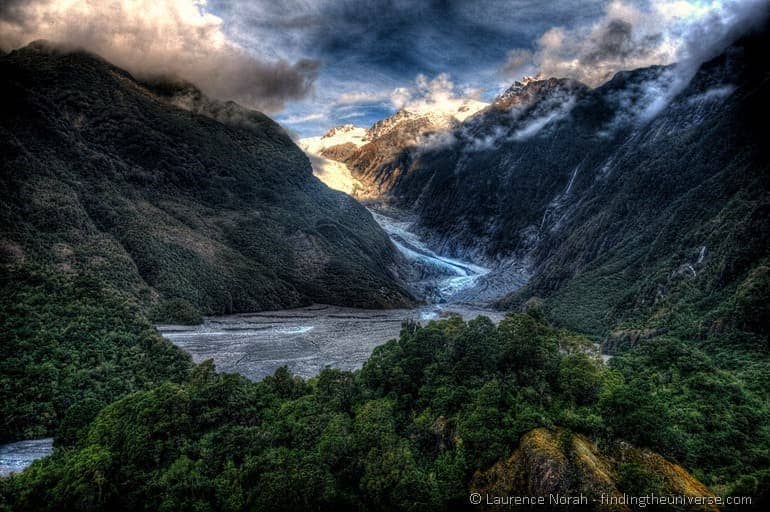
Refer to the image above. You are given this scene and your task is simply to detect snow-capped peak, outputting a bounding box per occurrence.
[300,124,369,155]
[400,97,488,121]
[366,98,488,140]
[322,124,366,139]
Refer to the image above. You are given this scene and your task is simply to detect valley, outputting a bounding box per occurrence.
[157,206,512,381]
[2,10,769,509]
[158,303,504,381]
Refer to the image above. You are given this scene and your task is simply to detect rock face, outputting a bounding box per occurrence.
[300,99,487,198]
[0,42,413,318]
[471,428,717,511]
[314,24,770,334]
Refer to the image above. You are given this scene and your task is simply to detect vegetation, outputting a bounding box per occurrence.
[2,313,768,510]
[0,265,192,442]
[0,42,411,325]
[1,29,769,512]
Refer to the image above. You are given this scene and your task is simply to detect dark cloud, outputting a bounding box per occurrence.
[7,0,762,137]
[521,0,770,87]
[210,0,606,133]
[0,0,319,113]
[582,19,634,63]
[237,0,605,75]
[581,18,663,67]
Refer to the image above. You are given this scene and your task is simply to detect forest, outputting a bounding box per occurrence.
[2,263,768,510]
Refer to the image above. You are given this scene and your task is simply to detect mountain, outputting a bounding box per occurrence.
[0,42,413,321]
[2,30,769,512]
[298,125,368,194]
[300,98,487,198]
[316,25,770,338]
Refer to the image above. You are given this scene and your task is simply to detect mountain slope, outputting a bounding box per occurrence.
[320,25,770,338]
[0,42,412,320]
[301,99,487,198]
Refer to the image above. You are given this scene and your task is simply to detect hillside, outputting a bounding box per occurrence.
[321,25,770,339]
[0,42,412,322]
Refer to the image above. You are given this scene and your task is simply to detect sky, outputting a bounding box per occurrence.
[1,0,768,136]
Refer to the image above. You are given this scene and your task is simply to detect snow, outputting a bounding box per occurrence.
[299,125,367,194]
[300,124,369,155]
[403,97,487,122]
[306,156,362,195]
[299,98,487,195]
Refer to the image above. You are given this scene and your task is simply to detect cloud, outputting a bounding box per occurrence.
[511,90,577,140]
[214,0,606,135]
[390,73,463,111]
[336,91,390,105]
[389,73,486,118]
[501,48,535,78]
[518,0,770,87]
[281,112,326,124]
[529,1,674,86]
[0,0,319,112]
[491,0,768,133]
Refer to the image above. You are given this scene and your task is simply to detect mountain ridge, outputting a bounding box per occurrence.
[0,41,413,320]
[309,25,770,338]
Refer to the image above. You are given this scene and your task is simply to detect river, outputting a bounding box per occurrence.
[158,207,524,381]
[0,208,523,475]
[158,303,505,381]
[1,205,520,476]
[0,438,53,478]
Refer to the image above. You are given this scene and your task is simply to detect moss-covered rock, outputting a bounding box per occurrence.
[471,428,717,511]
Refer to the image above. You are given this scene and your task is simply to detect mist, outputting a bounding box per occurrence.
[0,0,319,113]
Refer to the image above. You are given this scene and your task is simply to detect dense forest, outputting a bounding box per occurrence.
[1,273,769,509]
[0,43,411,323]
[0,265,192,443]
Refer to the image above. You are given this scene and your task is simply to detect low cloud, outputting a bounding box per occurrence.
[461,84,581,151]
[390,73,459,111]
[530,1,677,86]
[505,0,770,88]
[511,91,577,140]
[497,0,769,132]
[390,73,485,117]
[0,0,319,112]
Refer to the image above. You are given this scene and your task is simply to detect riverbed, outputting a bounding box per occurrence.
[158,303,505,381]
[0,438,53,478]
[158,207,519,381]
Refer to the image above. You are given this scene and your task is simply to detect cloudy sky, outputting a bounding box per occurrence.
[1,0,767,136]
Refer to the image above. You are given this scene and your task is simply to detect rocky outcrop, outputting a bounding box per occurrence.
[471,428,717,511]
